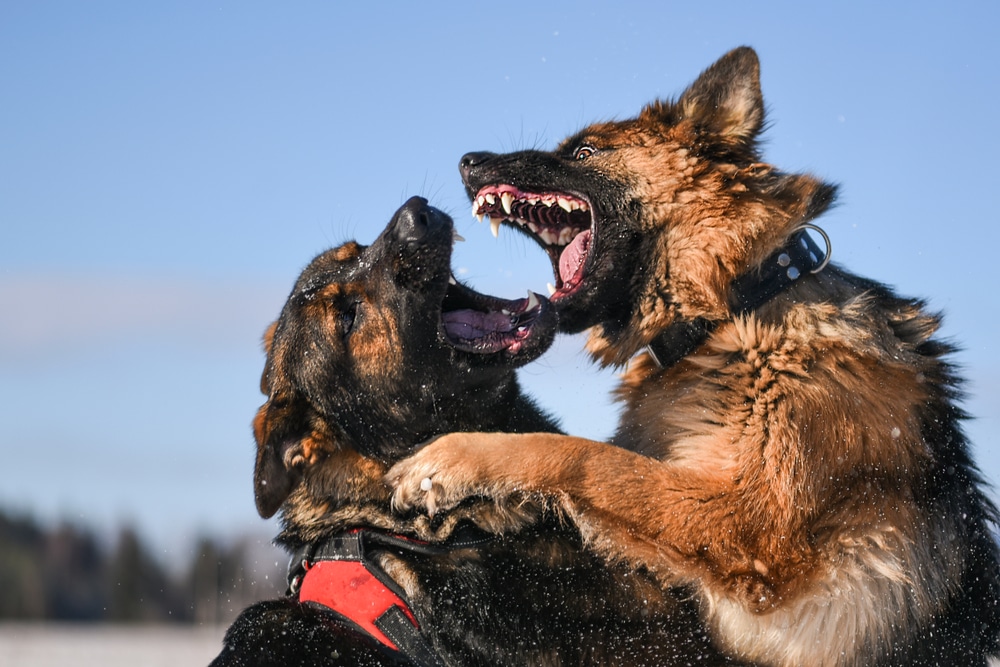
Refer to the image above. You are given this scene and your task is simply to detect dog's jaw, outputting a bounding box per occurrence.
[470,184,594,301]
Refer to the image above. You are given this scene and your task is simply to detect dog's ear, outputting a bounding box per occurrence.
[253,400,299,518]
[676,46,764,145]
[259,322,277,395]
[252,397,333,518]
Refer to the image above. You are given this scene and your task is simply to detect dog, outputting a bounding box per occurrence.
[387,48,1000,666]
[210,197,740,666]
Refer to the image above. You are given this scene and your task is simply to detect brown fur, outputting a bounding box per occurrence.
[388,48,1000,666]
[214,198,739,666]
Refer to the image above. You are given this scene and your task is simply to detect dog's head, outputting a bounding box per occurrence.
[458,47,838,365]
[253,196,557,518]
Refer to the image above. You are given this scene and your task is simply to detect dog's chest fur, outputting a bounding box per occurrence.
[610,278,972,665]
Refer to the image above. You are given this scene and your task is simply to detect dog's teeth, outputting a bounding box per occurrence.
[500,192,514,215]
[485,193,496,205]
[490,217,501,238]
[558,227,576,244]
[557,197,573,213]
[538,229,557,245]
[527,197,539,205]
[546,282,557,296]
[449,275,457,285]
[473,201,483,221]
[526,291,539,311]
[452,229,465,243]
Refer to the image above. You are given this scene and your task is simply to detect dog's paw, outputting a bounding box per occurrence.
[386,433,500,518]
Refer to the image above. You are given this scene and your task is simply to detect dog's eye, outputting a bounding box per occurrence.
[573,144,596,160]
[337,302,360,337]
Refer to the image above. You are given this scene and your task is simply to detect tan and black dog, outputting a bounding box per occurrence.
[210,197,740,666]
[388,49,1000,666]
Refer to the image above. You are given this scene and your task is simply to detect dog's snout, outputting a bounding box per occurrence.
[392,196,450,244]
[394,196,433,241]
[459,152,495,182]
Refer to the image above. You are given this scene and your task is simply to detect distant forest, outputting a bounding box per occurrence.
[0,508,283,624]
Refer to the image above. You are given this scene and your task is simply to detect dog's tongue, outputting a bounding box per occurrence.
[559,230,590,283]
[442,309,513,341]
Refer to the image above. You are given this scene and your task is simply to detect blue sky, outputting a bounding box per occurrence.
[2,2,999,561]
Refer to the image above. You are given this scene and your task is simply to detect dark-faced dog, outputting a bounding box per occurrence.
[210,197,740,666]
[388,50,1000,666]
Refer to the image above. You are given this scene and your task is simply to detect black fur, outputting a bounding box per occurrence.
[210,197,742,666]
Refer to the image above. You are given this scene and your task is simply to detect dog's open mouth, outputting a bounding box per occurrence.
[471,185,593,300]
[440,278,548,356]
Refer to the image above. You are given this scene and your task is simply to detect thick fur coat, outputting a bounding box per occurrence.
[212,198,738,666]
[388,48,1000,666]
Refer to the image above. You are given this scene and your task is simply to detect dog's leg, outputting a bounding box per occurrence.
[387,432,791,600]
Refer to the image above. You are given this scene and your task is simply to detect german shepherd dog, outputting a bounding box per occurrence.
[387,49,1000,666]
[210,197,739,666]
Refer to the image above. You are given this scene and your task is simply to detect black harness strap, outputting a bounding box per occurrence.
[646,226,830,370]
[288,526,491,667]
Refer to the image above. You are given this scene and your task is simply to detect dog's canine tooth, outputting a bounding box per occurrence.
[500,192,514,215]
[490,216,501,238]
[546,282,557,296]
[526,291,539,311]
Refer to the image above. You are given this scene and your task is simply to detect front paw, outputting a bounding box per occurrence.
[386,434,493,518]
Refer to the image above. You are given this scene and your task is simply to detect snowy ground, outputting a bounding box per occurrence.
[4,622,997,665]
[0,623,226,667]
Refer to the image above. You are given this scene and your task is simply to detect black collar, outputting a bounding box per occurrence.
[645,225,830,370]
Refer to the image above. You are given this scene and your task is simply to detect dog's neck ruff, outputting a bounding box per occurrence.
[287,526,490,667]
[646,225,831,370]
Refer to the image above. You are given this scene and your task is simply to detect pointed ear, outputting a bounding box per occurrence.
[678,46,764,144]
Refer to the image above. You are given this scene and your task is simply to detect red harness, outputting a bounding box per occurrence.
[299,558,418,650]
[288,528,487,667]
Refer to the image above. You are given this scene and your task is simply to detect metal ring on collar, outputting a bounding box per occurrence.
[793,223,832,274]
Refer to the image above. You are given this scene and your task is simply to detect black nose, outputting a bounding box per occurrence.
[393,196,432,242]
[393,196,450,243]
[459,151,495,182]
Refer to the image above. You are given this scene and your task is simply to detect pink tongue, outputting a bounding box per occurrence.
[441,309,513,341]
[559,230,590,283]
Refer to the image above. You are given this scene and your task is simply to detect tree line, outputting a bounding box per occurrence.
[0,508,283,625]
